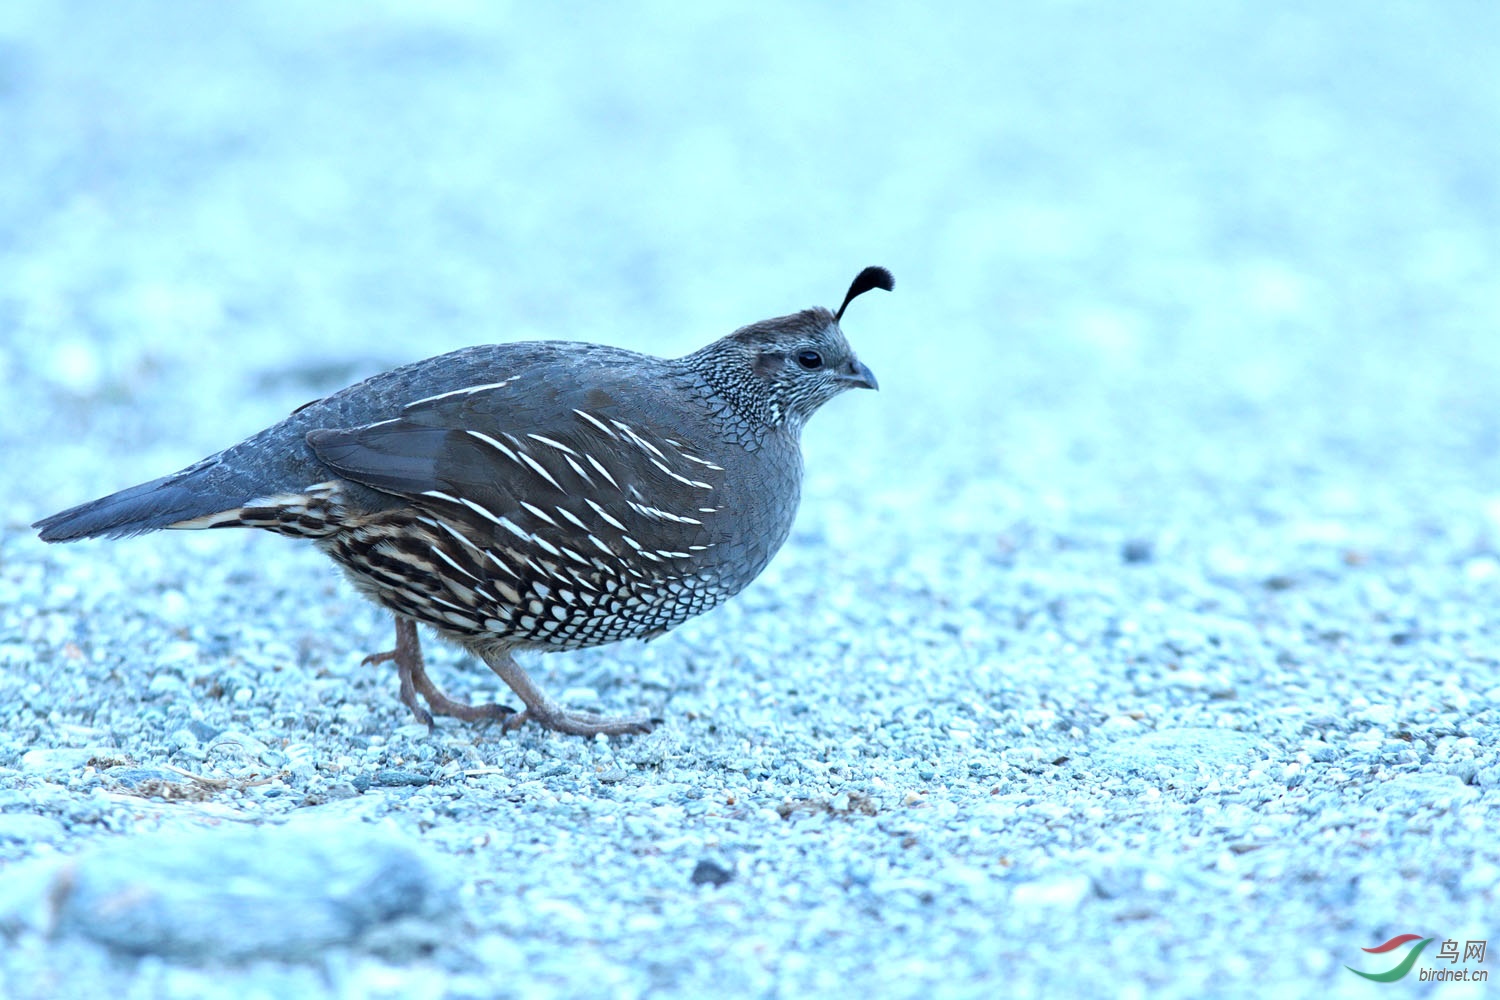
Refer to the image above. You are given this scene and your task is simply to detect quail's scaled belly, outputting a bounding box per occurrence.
[322,508,730,652]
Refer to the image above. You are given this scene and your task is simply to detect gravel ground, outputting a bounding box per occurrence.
[2,3,1499,998]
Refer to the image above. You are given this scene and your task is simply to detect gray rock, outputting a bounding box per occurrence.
[690,859,733,887]
[103,767,187,790]
[18,747,119,774]
[41,819,456,962]
[0,813,67,844]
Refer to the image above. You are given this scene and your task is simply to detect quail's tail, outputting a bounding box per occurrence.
[33,457,260,542]
[32,403,356,545]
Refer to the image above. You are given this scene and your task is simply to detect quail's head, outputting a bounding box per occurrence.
[693,266,892,432]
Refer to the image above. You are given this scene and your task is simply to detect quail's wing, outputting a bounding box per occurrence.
[306,376,725,557]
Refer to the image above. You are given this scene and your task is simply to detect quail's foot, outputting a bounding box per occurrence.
[364,618,515,729]
[502,705,657,737]
[482,648,657,737]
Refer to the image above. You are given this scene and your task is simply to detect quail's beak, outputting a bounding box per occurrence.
[843,358,879,391]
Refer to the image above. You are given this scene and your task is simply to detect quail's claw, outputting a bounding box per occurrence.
[480,648,655,737]
[501,706,656,737]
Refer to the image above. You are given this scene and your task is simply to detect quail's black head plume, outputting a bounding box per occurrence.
[35,268,892,736]
[835,266,895,322]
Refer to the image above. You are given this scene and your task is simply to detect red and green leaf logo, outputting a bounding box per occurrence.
[1346,934,1433,982]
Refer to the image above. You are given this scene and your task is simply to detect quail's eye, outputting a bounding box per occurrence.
[796,350,823,370]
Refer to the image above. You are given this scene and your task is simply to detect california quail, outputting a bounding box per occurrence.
[35,267,892,736]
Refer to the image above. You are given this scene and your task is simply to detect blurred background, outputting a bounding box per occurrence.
[2,3,1499,995]
[5,1,1496,561]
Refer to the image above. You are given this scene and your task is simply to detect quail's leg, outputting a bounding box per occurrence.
[363,617,515,728]
[478,648,656,737]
